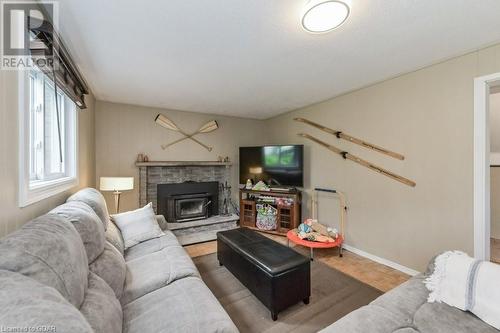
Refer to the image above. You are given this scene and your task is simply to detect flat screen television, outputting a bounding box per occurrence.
[239,145,304,188]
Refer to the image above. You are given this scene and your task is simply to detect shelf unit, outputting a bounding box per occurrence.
[239,188,302,236]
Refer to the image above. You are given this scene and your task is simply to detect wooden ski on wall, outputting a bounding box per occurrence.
[294,118,405,160]
[299,133,416,187]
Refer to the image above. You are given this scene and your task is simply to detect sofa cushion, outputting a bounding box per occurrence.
[0,214,88,308]
[51,201,106,263]
[413,301,499,333]
[319,304,418,333]
[121,245,200,304]
[0,269,93,333]
[80,272,123,333]
[107,220,125,255]
[111,203,164,249]
[122,276,238,333]
[321,271,500,333]
[68,187,111,230]
[370,274,428,320]
[90,241,126,299]
[124,231,180,261]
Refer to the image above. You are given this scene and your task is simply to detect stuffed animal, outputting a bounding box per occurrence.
[297,219,313,237]
[311,220,338,239]
[298,223,311,233]
[294,219,339,243]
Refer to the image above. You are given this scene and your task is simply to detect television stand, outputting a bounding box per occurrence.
[239,188,301,236]
[269,187,296,192]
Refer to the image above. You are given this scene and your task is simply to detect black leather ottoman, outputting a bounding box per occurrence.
[217,228,310,321]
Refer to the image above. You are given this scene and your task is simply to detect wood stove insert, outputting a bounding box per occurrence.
[157,181,219,223]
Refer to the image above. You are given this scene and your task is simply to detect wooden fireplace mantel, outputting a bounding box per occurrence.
[135,161,232,167]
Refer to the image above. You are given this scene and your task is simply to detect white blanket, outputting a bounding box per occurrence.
[424,251,500,330]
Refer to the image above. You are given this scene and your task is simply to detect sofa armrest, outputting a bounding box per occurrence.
[155,215,168,231]
[424,254,439,277]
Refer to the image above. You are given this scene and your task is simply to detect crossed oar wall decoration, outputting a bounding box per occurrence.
[155,114,218,151]
[295,118,416,187]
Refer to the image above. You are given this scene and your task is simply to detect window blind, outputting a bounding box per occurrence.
[28,14,89,109]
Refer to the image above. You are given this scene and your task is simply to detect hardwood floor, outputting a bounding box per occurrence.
[184,240,218,258]
[185,232,410,293]
[491,238,500,264]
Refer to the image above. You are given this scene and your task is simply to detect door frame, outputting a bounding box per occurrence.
[474,72,500,260]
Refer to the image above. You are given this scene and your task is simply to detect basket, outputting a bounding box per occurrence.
[256,204,278,231]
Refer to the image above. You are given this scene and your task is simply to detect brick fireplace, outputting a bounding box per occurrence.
[136,161,239,245]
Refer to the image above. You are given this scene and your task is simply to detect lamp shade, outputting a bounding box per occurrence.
[249,167,263,174]
[100,177,134,191]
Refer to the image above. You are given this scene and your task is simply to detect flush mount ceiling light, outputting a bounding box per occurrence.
[302,0,350,33]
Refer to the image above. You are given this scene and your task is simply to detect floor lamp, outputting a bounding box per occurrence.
[100,177,134,213]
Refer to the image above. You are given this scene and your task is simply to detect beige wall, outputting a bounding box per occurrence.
[4,42,499,272]
[491,168,500,239]
[490,92,500,152]
[95,101,270,212]
[267,44,500,272]
[491,92,500,239]
[0,70,96,238]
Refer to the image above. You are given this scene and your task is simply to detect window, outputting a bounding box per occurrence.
[19,69,78,207]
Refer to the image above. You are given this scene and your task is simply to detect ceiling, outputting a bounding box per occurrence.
[57,0,500,119]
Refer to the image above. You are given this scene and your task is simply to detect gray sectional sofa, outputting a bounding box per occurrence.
[0,188,238,333]
[320,265,500,333]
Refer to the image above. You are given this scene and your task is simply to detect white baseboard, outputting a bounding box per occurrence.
[342,244,420,276]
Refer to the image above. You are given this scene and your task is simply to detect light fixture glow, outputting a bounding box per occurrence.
[302,0,350,33]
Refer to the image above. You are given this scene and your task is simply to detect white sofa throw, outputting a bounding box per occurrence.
[424,250,500,330]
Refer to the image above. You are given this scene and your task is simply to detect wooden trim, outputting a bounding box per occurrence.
[240,188,300,196]
[473,72,500,260]
[135,161,232,167]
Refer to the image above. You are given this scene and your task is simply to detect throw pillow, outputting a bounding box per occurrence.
[111,203,164,249]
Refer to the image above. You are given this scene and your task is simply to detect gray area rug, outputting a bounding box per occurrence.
[193,253,383,333]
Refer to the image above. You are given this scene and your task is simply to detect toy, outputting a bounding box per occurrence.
[295,219,337,243]
[297,219,312,236]
[252,180,270,191]
[310,219,338,239]
[256,204,277,230]
[275,197,293,207]
[289,187,347,258]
